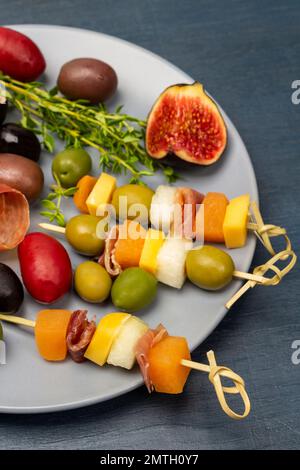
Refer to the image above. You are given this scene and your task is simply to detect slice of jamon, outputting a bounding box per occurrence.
[135,324,168,393]
[0,183,30,251]
[98,224,122,276]
[66,310,96,363]
[173,187,204,239]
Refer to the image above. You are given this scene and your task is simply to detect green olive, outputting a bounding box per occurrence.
[112,184,154,223]
[111,267,157,312]
[52,148,92,188]
[74,261,112,303]
[65,214,104,256]
[186,245,235,291]
[0,322,3,341]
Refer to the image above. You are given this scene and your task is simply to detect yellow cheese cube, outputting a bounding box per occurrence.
[84,312,130,366]
[223,194,250,248]
[86,172,116,216]
[139,229,165,274]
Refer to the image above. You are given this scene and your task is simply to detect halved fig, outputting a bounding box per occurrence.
[146,82,227,165]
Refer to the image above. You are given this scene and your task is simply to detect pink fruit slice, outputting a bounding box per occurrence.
[146,82,227,165]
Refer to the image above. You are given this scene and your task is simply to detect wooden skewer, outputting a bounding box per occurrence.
[246,222,258,231]
[38,221,266,284]
[181,350,250,420]
[39,220,267,239]
[233,270,266,283]
[0,314,35,328]
[226,201,297,308]
[39,222,267,291]
[0,313,250,420]
[226,248,297,309]
[40,219,259,237]
[38,222,66,234]
[39,200,296,310]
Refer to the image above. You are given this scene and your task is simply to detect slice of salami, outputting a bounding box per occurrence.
[0,183,30,251]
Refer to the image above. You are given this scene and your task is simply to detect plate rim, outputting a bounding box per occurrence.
[0,24,258,413]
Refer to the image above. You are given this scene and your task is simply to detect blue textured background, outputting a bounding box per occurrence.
[0,0,299,450]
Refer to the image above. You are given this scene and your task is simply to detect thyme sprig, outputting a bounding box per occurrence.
[0,74,178,184]
[40,174,77,227]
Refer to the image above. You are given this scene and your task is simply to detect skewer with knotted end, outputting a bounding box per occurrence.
[0,313,250,419]
[226,201,297,308]
[39,200,297,310]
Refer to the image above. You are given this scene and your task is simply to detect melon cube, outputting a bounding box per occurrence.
[148,336,191,394]
[107,316,149,370]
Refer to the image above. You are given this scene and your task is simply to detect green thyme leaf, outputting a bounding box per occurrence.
[0,72,180,223]
[1,73,179,184]
[64,187,78,197]
[41,199,57,210]
[43,133,55,153]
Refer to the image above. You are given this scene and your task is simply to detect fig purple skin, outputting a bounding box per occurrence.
[57,58,118,104]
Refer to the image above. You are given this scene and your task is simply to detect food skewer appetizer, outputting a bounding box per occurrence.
[36,171,296,305]
[38,173,291,255]
[38,189,267,253]
[0,310,250,420]
[39,193,296,309]
[0,26,296,419]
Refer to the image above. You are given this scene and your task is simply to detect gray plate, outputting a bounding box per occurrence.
[0,25,258,413]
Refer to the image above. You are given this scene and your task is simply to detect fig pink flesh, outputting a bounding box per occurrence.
[147,91,226,164]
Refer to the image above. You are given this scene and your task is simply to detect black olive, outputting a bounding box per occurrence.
[0,263,24,314]
[0,123,41,162]
[0,99,7,126]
